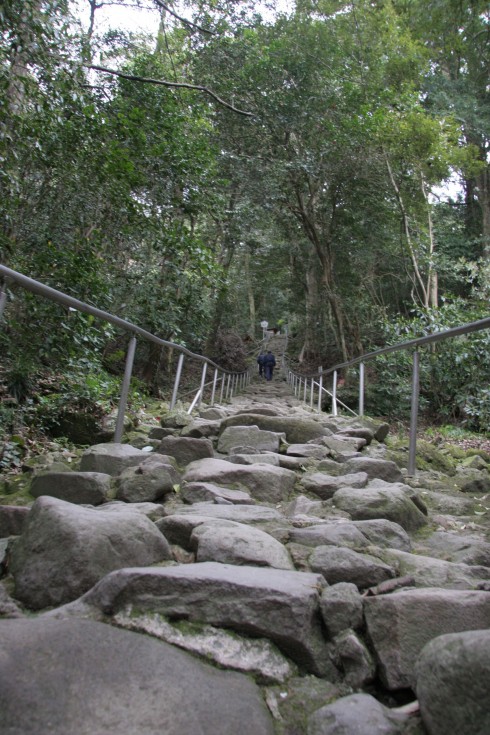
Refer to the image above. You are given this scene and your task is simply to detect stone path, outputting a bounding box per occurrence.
[1,377,489,734]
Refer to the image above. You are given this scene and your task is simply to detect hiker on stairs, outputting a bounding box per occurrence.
[263,350,276,381]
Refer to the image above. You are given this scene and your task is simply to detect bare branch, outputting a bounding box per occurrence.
[153,0,214,35]
[86,64,254,117]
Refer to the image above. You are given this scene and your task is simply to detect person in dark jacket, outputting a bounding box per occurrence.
[257,351,266,377]
[263,350,276,381]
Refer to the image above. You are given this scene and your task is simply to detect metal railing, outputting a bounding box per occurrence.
[0,265,251,442]
[286,315,490,476]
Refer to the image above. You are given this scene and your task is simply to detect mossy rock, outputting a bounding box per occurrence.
[414,440,457,475]
[0,475,32,506]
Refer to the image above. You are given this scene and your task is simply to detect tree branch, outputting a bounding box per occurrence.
[153,0,214,35]
[86,64,254,117]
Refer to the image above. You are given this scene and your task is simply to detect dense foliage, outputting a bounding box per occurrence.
[1,0,489,443]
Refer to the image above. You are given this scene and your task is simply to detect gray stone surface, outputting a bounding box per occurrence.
[163,503,285,524]
[10,496,171,609]
[218,425,286,454]
[320,582,364,637]
[310,546,396,589]
[79,562,334,676]
[114,611,296,684]
[30,471,112,505]
[332,629,375,688]
[181,481,254,505]
[289,522,370,550]
[342,457,403,483]
[333,484,428,531]
[364,587,490,689]
[183,458,297,503]
[79,443,148,476]
[155,435,214,466]
[307,693,409,735]
[351,519,412,552]
[191,521,294,569]
[228,453,281,466]
[301,472,368,500]
[416,629,490,735]
[219,414,330,444]
[0,505,30,538]
[115,456,180,503]
[415,531,490,567]
[287,444,331,459]
[0,617,274,735]
[181,419,221,438]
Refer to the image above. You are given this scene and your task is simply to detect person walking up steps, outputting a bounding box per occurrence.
[257,351,266,377]
[263,350,276,381]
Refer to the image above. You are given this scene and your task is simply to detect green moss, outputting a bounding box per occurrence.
[414,440,457,475]
[0,476,32,506]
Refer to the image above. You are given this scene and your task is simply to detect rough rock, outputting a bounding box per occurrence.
[183,458,297,503]
[114,611,296,684]
[415,530,490,567]
[78,562,334,677]
[218,425,286,454]
[307,693,411,735]
[332,629,376,688]
[10,496,171,609]
[416,629,490,735]
[180,481,254,505]
[180,419,221,438]
[164,503,285,525]
[289,522,370,550]
[364,587,490,689]
[287,444,331,459]
[155,435,214,466]
[319,582,364,638]
[228,453,281,466]
[342,457,403,483]
[191,521,294,570]
[219,414,330,444]
[115,456,180,503]
[79,443,148,476]
[30,471,112,505]
[301,472,368,500]
[0,617,274,735]
[310,546,396,589]
[333,484,428,532]
[352,519,412,552]
[0,506,30,538]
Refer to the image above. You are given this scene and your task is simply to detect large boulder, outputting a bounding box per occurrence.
[301,472,368,500]
[289,522,370,550]
[9,496,171,609]
[364,587,490,690]
[183,458,297,503]
[30,471,111,505]
[341,457,403,483]
[310,546,396,589]
[155,436,214,466]
[320,582,364,638]
[115,456,180,503]
[79,443,148,476]
[219,414,330,444]
[416,629,490,735]
[307,693,411,735]
[77,562,335,677]
[0,617,274,735]
[333,483,428,532]
[180,482,254,505]
[191,521,294,570]
[218,426,285,454]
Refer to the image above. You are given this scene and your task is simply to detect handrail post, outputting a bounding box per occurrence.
[114,335,137,443]
[408,349,420,476]
[303,377,308,403]
[170,353,185,410]
[225,374,231,400]
[210,368,218,406]
[219,373,225,403]
[317,367,323,413]
[0,281,8,323]
[310,378,314,408]
[359,362,365,416]
[197,362,207,409]
[332,370,338,416]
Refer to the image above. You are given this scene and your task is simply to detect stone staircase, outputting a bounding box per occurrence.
[0,380,489,734]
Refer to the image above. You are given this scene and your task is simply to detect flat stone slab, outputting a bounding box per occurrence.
[183,458,297,503]
[341,457,403,482]
[155,436,214,466]
[310,546,396,589]
[289,522,370,550]
[219,414,330,444]
[79,562,334,677]
[372,547,490,589]
[286,444,331,459]
[364,587,490,689]
[30,471,112,505]
[0,617,274,734]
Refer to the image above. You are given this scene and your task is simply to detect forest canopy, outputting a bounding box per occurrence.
[1,0,489,434]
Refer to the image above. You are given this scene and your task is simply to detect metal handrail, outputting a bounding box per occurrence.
[0,265,251,440]
[285,315,490,475]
